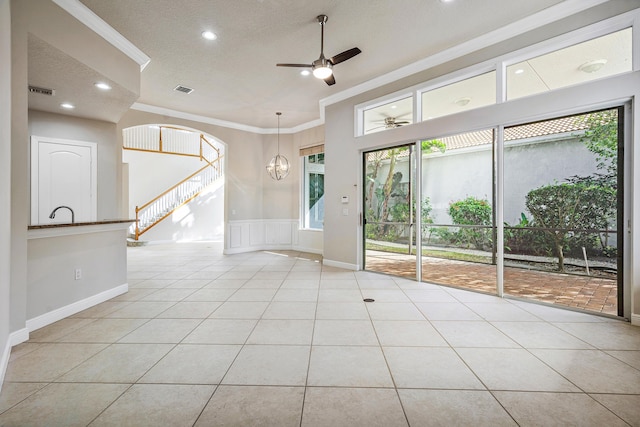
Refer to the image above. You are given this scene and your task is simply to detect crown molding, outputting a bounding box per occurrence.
[131,103,323,134]
[77,0,611,133]
[52,0,150,70]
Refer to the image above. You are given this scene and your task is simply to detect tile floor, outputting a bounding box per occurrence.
[1,242,640,426]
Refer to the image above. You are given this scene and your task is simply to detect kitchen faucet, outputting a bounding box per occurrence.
[49,206,75,223]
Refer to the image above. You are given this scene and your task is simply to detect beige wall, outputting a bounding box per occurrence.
[10,0,29,333]
[1,0,13,385]
[28,110,120,221]
[117,109,302,224]
[8,0,140,335]
[321,5,640,321]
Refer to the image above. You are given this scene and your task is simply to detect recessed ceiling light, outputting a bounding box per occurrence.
[94,82,111,90]
[578,59,607,73]
[202,31,217,40]
[60,103,75,109]
[300,70,310,76]
[454,97,471,107]
[514,69,524,75]
[391,105,397,109]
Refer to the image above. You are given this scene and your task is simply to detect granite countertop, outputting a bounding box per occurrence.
[28,219,136,230]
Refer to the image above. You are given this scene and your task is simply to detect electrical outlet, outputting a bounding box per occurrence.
[74,268,82,280]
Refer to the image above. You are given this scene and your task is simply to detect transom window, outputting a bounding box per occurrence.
[355,20,634,137]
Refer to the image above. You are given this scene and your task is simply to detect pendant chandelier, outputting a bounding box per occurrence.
[266,112,290,180]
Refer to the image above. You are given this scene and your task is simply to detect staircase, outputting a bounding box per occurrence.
[123,125,224,240]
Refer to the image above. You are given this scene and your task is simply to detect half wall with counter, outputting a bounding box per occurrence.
[26,220,133,332]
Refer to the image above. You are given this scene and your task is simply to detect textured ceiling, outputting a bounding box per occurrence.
[28,34,138,123]
[40,0,577,129]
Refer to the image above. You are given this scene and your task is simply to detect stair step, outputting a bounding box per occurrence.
[126,237,148,247]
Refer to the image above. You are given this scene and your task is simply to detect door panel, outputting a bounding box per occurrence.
[31,136,96,224]
[364,144,416,278]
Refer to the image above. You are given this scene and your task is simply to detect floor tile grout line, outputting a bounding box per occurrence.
[212,269,287,391]
[298,261,324,427]
[85,382,136,426]
[360,282,413,427]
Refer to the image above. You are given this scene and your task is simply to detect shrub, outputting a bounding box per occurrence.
[525,183,616,271]
[445,196,493,250]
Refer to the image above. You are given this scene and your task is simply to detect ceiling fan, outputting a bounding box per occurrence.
[277,15,361,86]
[366,116,411,133]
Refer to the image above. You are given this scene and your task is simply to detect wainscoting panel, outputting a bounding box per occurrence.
[229,225,242,248]
[225,219,321,255]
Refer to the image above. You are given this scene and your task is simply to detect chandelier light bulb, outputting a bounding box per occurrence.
[266,112,290,180]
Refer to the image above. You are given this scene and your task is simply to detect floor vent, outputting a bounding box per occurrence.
[28,85,55,96]
[174,85,194,94]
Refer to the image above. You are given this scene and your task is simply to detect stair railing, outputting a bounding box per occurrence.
[124,125,224,239]
[133,162,222,239]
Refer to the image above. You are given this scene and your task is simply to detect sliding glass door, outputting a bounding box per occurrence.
[363,144,417,278]
[503,107,623,316]
[362,106,625,318]
[419,131,497,294]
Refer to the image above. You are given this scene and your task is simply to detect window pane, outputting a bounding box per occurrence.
[421,71,496,121]
[420,129,496,293]
[303,154,325,229]
[363,96,413,134]
[507,28,632,100]
[503,109,620,315]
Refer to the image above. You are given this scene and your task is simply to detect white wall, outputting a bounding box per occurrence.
[0,0,13,389]
[118,110,267,223]
[123,149,207,216]
[135,178,225,242]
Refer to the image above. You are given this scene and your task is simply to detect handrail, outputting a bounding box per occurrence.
[124,125,223,165]
[137,163,212,212]
[135,190,203,239]
[125,124,225,240]
[133,161,222,239]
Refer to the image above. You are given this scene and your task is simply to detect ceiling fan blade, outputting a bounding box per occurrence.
[276,63,312,68]
[324,74,336,86]
[329,47,361,65]
[366,125,386,133]
[396,121,410,125]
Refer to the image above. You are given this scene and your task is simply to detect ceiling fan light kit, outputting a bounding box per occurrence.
[277,14,361,86]
[266,112,290,181]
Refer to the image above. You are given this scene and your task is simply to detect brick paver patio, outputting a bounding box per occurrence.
[366,251,618,316]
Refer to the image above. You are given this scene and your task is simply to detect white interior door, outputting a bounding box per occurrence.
[31,136,97,224]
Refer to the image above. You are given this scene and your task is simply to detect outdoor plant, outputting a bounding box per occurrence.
[503,213,549,256]
[441,196,493,250]
[525,182,616,271]
[568,110,618,189]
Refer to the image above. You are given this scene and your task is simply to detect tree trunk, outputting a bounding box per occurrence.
[379,154,397,231]
[555,239,565,272]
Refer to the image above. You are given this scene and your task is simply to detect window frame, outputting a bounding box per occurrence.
[300,151,325,231]
[354,9,638,137]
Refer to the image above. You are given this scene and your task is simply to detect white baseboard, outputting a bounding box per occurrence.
[9,328,29,346]
[1,328,29,392]
[632,314,640,327]
[26,283,128,333]
[322,258,359,271]
[0,335,12,391]
[292,245,323,255]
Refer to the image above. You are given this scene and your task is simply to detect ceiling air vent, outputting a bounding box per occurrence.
[28,85,55,96]
[174,85,194,94]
